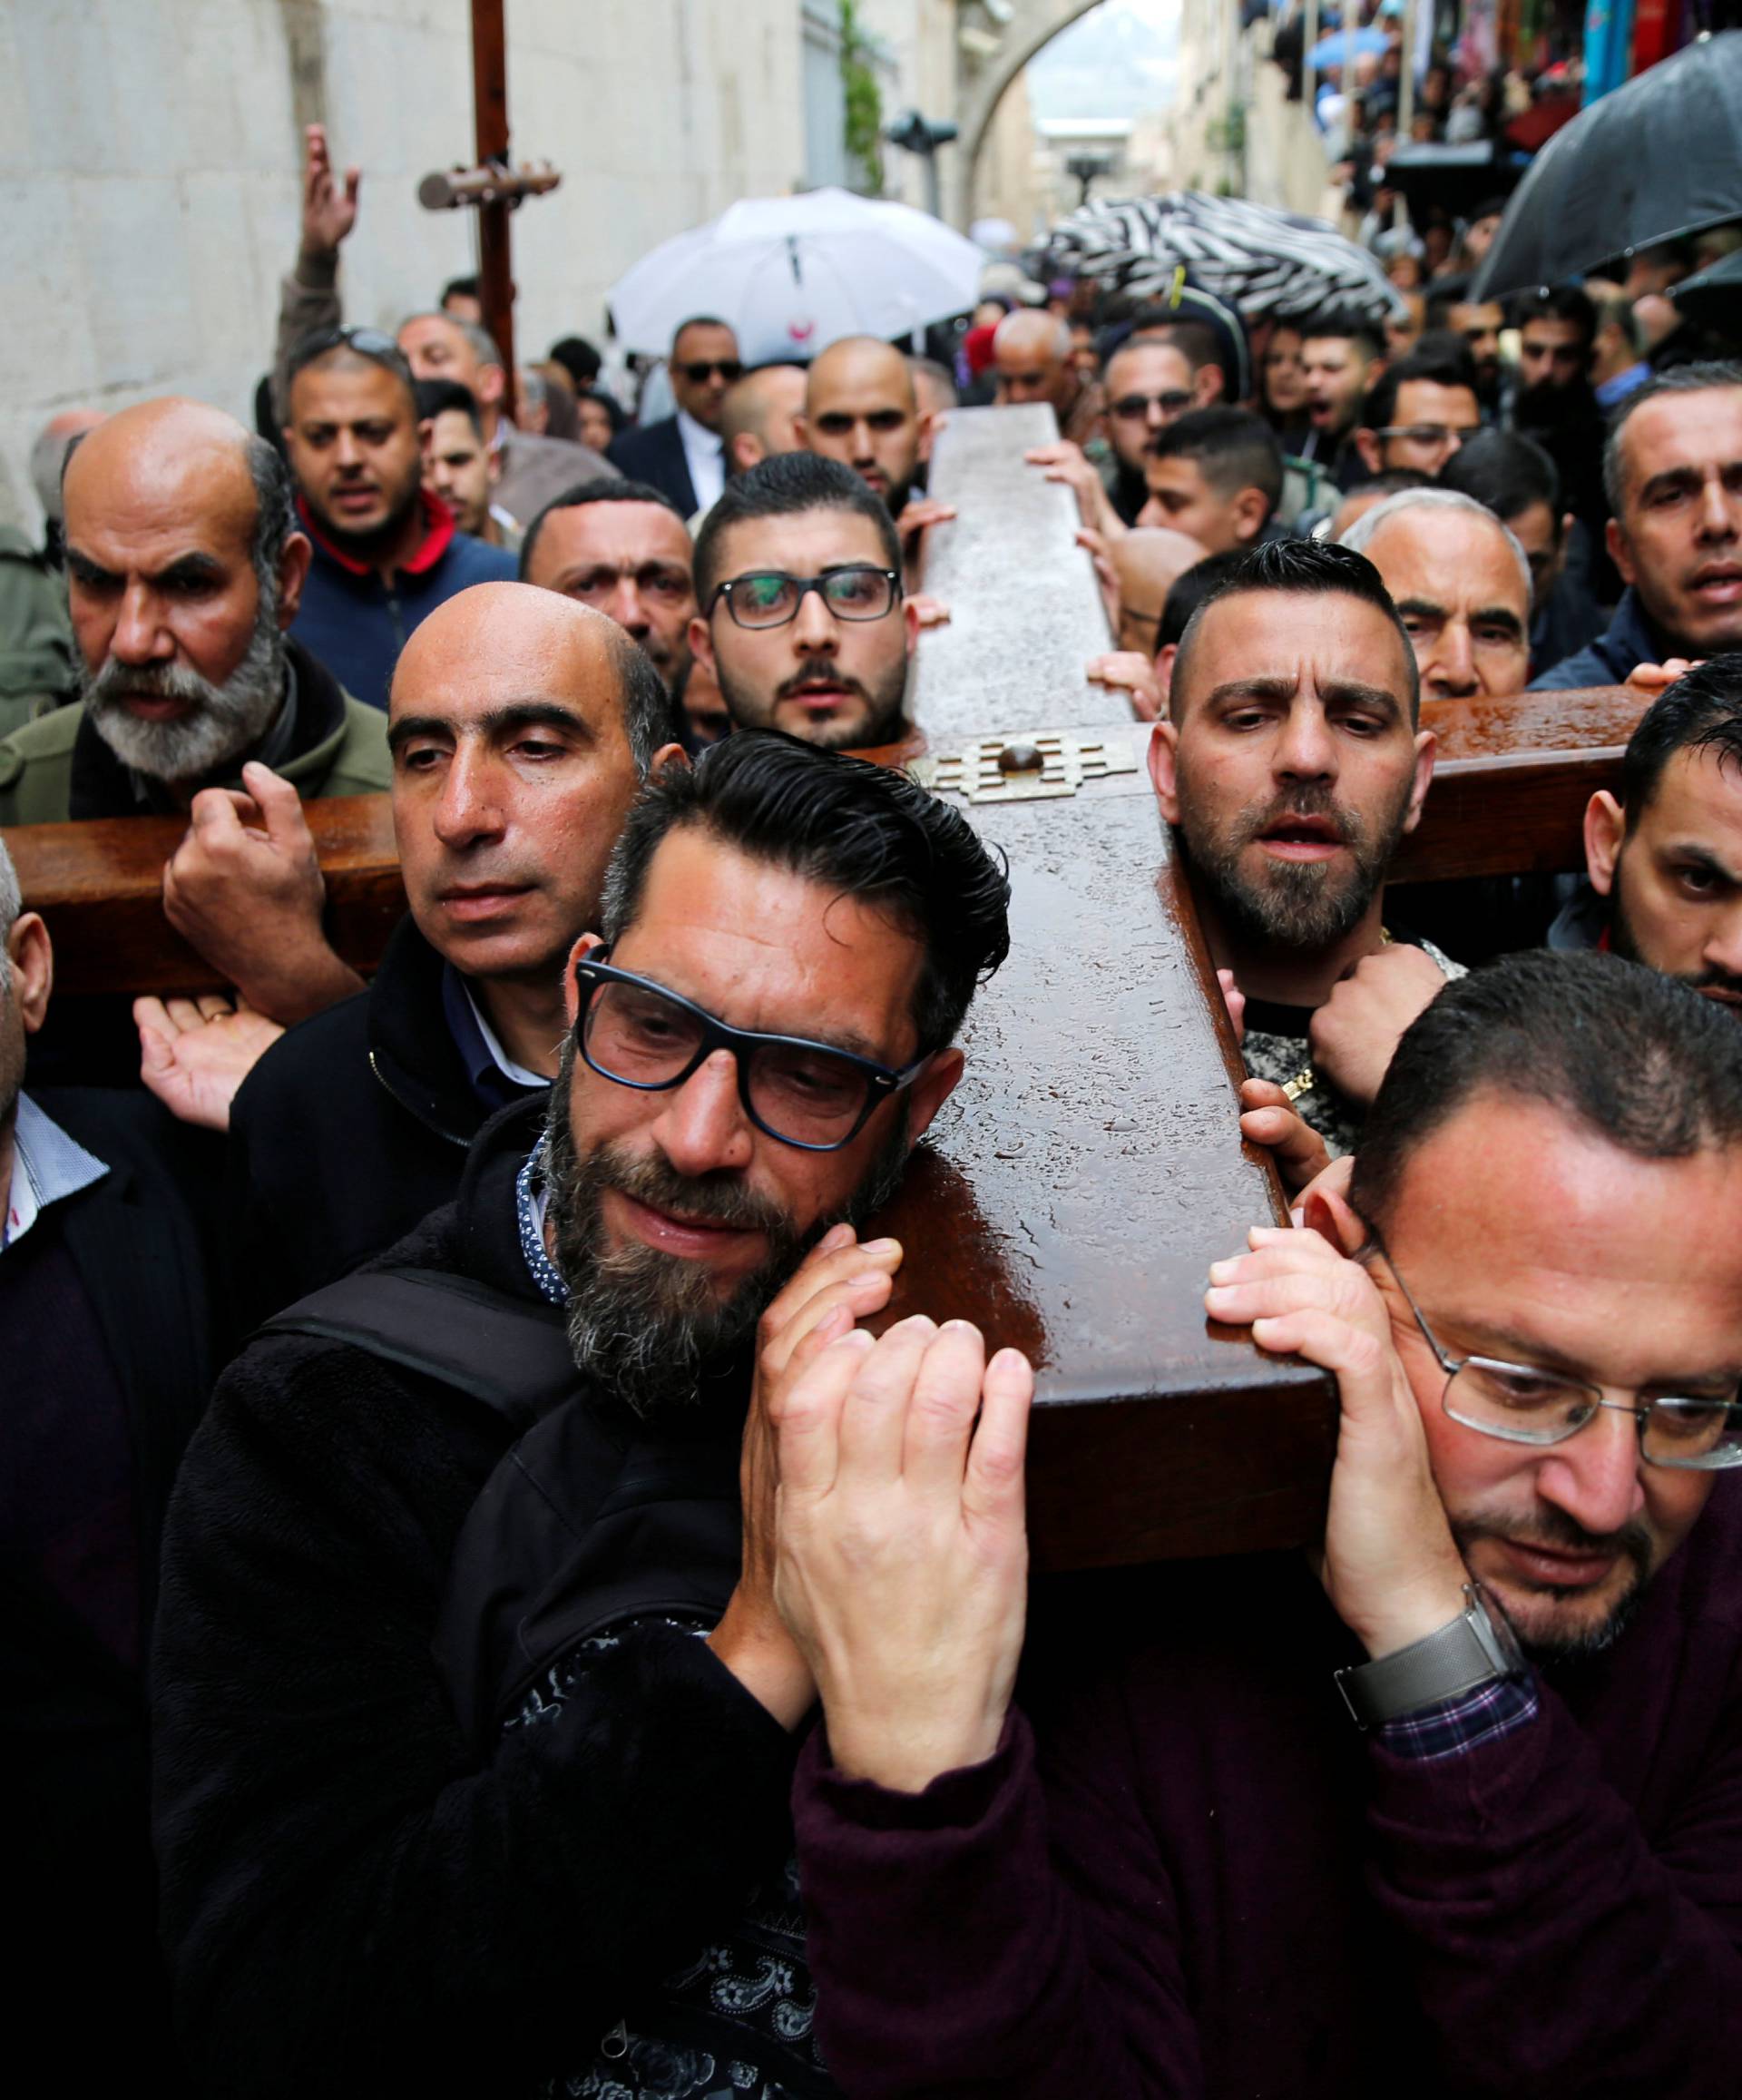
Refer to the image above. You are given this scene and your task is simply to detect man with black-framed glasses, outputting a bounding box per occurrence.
[783,948,1742,2097]
[689,452,917,750]
[152,729,1010,2095]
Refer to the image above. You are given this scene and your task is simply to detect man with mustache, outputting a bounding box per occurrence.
[1533,364,1742,692]
[1147,537,1453,1153]
[0,398,392,1027]
[1551,655,1742,1012]
[690,453,916,751]
[780,949,1742,2099]
[151,731,1009,2095]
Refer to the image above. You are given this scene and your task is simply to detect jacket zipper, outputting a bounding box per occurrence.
[367,1048,473,1149]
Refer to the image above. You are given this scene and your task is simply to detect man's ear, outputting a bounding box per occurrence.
[791,414,810,450]
[902,1045,964,1148]
[1302,1180,1366,1257]
[915,408,935,466]
[1231,486,1268,546]
[562,931,606,1027]
[1148,717,1181,822]
[1155,642,1179,707]
[1353,427,1382,476]
[1585,789,1626,897]
[728,433,763,476]
[1607,514,1636,589]
[476,362,506,411]
[6,911,53,1035]
[902,596,921,659]
[1194,366,1224,408]
[688,612,717,682]
[648,741,689,781]
[1398,726,1437,836]
[276,532,314,629]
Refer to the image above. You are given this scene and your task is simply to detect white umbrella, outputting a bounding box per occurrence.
[606,189,985,364]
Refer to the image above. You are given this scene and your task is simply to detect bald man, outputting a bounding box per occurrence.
[719,364,808,484]
[993,309,1099,446]
[798,337,926,511]
[1110,525,1212,656]
[210,584,682,1322]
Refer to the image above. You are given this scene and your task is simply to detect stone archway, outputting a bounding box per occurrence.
[950,0,1110,227]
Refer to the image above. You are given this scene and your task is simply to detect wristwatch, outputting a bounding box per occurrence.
[1335,1581,1524,1730]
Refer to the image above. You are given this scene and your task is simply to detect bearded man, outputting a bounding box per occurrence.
[1149,538,1459,1153]
[150,731,1010,2097]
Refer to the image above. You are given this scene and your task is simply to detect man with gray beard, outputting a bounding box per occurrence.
[0,399,390,1025]
[152,731,1010,2097]
[1148,539,1460,1156]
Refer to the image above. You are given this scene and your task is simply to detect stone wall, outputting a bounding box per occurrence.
[0,0,807,532]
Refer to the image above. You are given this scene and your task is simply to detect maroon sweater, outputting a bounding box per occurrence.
[793,1480,1742,2098]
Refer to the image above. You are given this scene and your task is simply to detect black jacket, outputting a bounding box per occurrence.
[152,1099,796,2096]
[227,914,543,1329]
[608,416,701,515]
[6,1088,219,2079]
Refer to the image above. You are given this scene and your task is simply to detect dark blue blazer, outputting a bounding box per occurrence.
[607,417,701,516]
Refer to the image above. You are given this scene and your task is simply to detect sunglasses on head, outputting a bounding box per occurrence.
[680,358,743,384]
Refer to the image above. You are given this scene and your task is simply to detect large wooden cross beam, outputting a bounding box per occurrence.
[0,412,1649,1568]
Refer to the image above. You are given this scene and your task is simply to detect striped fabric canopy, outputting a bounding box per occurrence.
[1042,191,1404,326]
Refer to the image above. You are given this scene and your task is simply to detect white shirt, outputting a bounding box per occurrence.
[461,980,551,1091]
[677,407,727,513]
[2,1094,108,1252]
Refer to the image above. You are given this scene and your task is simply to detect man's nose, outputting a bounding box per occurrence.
[110,583,174,667]
[1275,702,1336,778]
[432,746,507,848]
[1703,899,1742,980]
[651,1049,755,1178]
[1425,622,1479,698]
[606,577,650,639]
[790,585,839,652]
[333,429,364,473]
[1696,473,1738,540]
[1537,1407,1648,1539]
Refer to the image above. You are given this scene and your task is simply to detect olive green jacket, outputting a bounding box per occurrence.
[0,525,76,737]
[0,643,389,829]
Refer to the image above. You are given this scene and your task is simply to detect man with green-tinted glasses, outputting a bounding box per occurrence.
[688,452,917,751]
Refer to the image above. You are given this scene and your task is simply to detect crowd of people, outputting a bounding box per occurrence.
[7,107,1742,2098]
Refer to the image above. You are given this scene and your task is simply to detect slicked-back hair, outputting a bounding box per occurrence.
[285,329,418,416]
[1159,550,1248,652]
[1438,427,1561,523]
[1359,342,1480,433]
[1149,407,1283,518]
[1170,536,1421,722]
[401,310,504,370]
[1340,486,1532,612]
[1350,948,1742,1233]
[520,479,690,581]
[599,730,1011,1053]
[692,452,900,607]
[1620,653,1742,828]
[1602,359,1742,516]
[413,377,484,438]
[1301,308,1385,363]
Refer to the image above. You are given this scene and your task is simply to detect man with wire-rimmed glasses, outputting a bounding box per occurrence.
[689,453,916,751]
[780,947,1742,2097]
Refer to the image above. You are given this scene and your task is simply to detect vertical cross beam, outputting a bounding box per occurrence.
[470,0,517,424]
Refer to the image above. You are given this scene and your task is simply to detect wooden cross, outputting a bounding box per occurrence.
[0,411,1645,1569]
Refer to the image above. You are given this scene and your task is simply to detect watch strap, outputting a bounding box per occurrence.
[1336,1585,1516,1729]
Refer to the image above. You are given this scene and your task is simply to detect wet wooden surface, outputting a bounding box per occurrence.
[2,796,406,999]
[863,741,1336,1567]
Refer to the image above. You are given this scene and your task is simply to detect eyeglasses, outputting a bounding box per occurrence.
[708,566,901,630]
[678,359,743,384]
[572,955,931,1151]
[1109,389,1196,420]
[1377,1236,1742,1471]
[1374,424,1479,450]
[558,563,694,607]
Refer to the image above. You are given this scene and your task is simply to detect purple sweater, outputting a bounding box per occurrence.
[793,1481,1742,2098]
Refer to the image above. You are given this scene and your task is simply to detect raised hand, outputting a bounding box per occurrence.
[135,995,285,1131]
[773,1314,1034,1793]
[161,761,362,1025]
[300,122,361,261]
[1205,1215,1468,1660]
[706,1223,905,1727]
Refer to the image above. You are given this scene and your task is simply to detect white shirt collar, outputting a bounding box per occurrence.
[460,980,552,1091]
[675,407,727,510]
[3,1094,108,1252]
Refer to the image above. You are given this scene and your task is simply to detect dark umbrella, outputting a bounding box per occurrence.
[1669,245,1742,329]
[1473,32,1742,299]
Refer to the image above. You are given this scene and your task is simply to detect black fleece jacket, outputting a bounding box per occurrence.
[227,912,542,1330]
[152,1099,796,2097]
